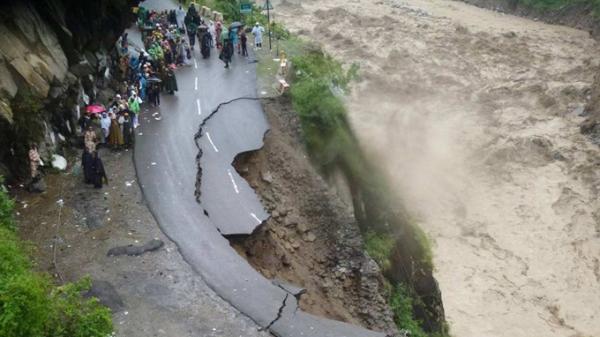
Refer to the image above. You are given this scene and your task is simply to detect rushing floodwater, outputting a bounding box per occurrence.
[276,0,600,336]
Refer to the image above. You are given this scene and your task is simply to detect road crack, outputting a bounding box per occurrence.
[259,293,289,332]
[193,96,263,202]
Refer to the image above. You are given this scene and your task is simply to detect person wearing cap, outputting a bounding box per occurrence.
[252,22,264,49]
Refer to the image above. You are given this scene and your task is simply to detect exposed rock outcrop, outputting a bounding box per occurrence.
[0,0,139,180]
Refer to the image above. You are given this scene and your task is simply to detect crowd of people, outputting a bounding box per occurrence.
[69,4,266,189]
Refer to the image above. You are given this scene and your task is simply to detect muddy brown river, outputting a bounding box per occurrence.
[275,0,600,336]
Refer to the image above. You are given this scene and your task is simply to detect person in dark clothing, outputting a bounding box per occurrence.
[220,39,234,68]
[90,151,108,189]
[82,150,94,184]
[164,67,178,94]
[187,20,198,50]
[201,32,211,58]
[122,113,134,147]
[148,82,161,107]
[240,31,248,57]
[79,113,92,131]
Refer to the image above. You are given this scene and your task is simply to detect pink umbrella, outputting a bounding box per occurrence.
[85,104,106,115]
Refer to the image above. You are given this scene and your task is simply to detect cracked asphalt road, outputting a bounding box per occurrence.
[132,1,386,336]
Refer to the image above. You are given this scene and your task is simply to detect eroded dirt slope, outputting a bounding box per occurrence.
[275,0,600,336]
[231,97,397,335]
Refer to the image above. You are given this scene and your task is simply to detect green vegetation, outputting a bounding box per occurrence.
[364,231,396,271]
[0,179,113,337]
[388,283,428,337]
[517,0,600,11]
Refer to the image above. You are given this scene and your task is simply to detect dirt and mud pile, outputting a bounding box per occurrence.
[231,96,398,335]
[275,0,600,336]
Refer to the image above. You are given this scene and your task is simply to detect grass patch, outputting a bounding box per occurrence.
[0,178,113,337]
[364,231,396,271]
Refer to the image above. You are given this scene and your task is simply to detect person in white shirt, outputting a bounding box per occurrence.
[251,22,265,49]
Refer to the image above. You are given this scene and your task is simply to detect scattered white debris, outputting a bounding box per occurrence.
[154,117,162,121]
[138,132,143,136]
[56,199,64,207]
[151,162,157,166]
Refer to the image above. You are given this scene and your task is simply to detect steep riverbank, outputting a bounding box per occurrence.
[275,0,600,336]
[231,96,398,335]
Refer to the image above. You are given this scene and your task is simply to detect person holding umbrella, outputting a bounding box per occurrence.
[147,76,162,106]
[229,22,243,55]
[219,29,233,69]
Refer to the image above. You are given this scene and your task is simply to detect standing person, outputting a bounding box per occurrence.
[128,92,141,128]
[100,112,111,144]
[82,149,93,184]
[201,31,211,58]
[79,112,92,131]
[84,125,97,153]
[176,6,186,29]
[240,31,248,57]
[230,27,239,54]
[149,82,161,107]
[208,21,216,48]
[187,19,198,51]
[122,113,134,148]
[108,112,124,148]
[220,38,234,68]
[28,144,42,179]
[91,151,108,189]
[164,66,178,94]
[252,22,264,49]
[215,21,223,49]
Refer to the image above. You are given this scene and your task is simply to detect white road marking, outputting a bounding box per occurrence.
[227,169,240,194]
[250,213,262,224]
[194,77,198,90]
[194,58,198,69]
[205,132,219,152]
[196,98,202,115]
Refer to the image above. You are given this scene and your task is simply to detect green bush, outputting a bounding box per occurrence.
[389,283,428,337]
[364,231,396,271]
[47,278,113,337]
[0,273,51,337]
[0,179,15,231]
[0,179,113,337]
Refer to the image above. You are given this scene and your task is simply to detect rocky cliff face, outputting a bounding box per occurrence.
[0,0,139,180]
